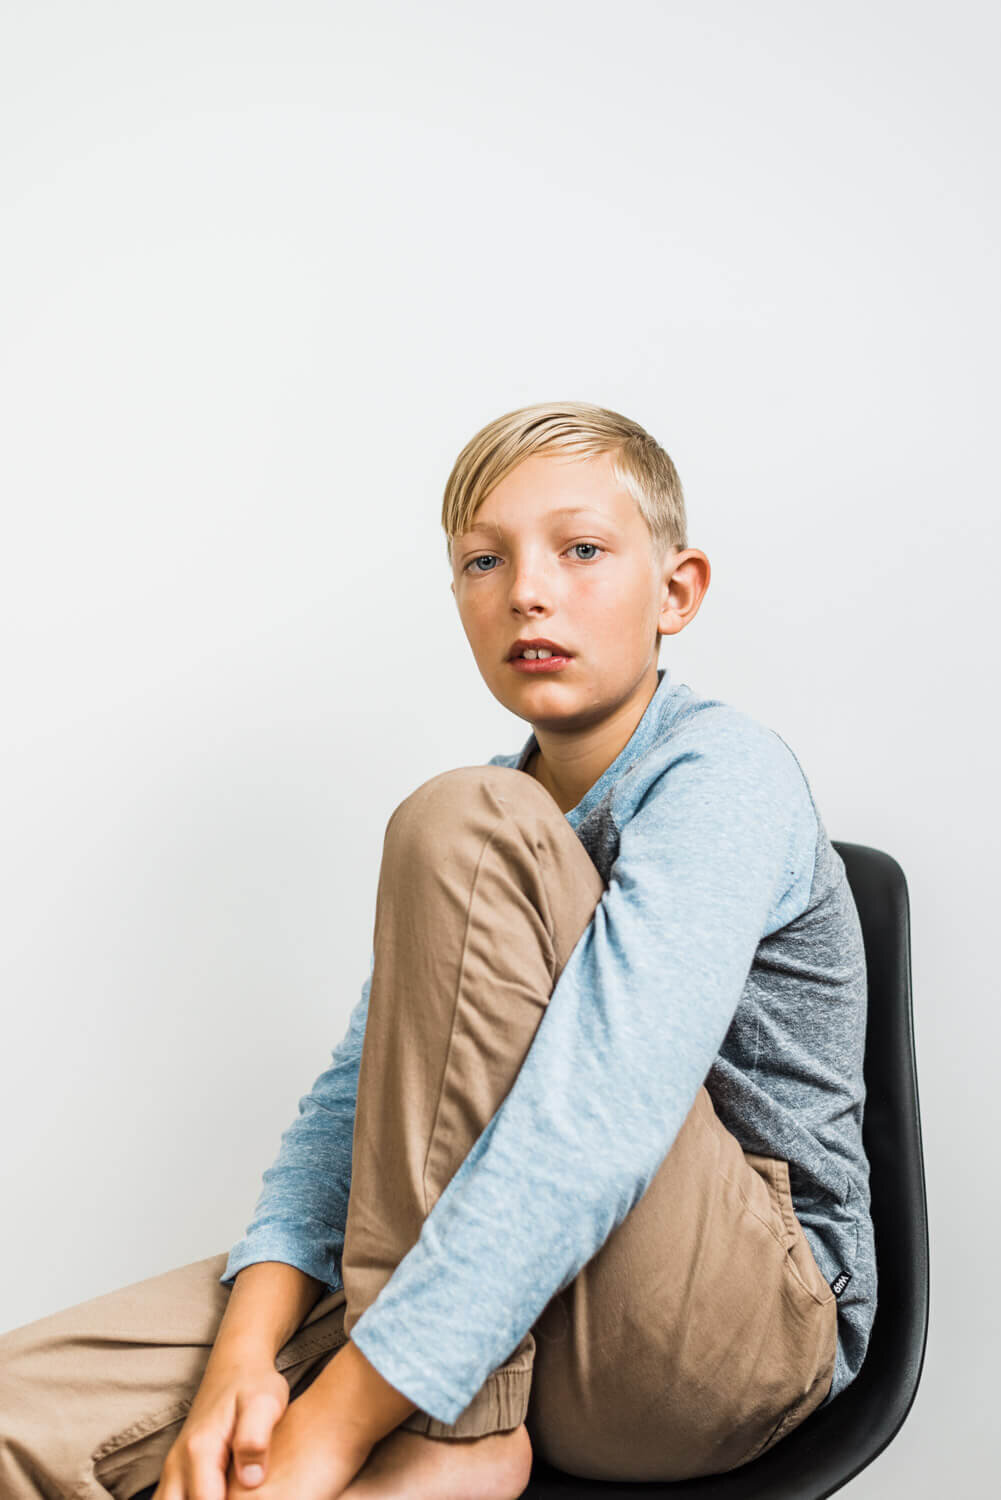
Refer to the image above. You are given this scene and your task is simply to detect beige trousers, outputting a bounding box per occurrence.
[0,766,837,1494]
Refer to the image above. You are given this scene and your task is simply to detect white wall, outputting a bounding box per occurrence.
[1,2,995,1492]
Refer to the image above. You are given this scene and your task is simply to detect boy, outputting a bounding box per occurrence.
[0,402,875,1498]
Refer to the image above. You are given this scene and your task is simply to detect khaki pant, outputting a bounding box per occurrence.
[0,766,837,1494]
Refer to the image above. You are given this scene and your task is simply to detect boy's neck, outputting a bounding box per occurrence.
[524,664,662,815]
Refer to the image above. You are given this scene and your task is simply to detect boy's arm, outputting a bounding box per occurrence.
[210,1260,327,1364]
[209,1264,419,1440]
[343,720,818,1427]
[218,954,374,1304]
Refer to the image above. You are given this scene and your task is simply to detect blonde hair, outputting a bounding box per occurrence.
[442,400,687,566]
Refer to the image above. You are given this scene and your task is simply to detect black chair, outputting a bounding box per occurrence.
[135,842,928,1500]
[521,841,929,1499]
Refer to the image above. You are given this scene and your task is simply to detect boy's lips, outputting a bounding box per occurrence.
[507,653,574,674]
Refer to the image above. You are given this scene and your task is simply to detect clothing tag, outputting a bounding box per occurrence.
[830,1269,852,1298]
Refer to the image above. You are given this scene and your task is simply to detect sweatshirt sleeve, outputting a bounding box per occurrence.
[346,720,818,1423]
[219,951,374,1294]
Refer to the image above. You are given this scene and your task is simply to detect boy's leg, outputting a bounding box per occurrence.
[340,764,836,1478]
[340,764,608,1438]
[0,1252,348,1499]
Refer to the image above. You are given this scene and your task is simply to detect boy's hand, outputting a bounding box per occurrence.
[224,1337,418,1500]
[224,1371,375,1500]
[152,1351,293,1499]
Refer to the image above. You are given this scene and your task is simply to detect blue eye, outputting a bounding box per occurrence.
[463,543,605,573]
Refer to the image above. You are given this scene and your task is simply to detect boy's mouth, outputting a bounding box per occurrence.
[506,637,574,660]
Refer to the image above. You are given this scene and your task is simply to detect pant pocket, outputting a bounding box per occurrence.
[771,1157,836,1309]
[92,1404,193,1496]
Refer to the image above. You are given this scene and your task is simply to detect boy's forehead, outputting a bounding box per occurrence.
[463,502,622,538]
[466,467,640,535]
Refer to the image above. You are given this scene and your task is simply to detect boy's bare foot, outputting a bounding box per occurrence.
[340,1421,533,1500]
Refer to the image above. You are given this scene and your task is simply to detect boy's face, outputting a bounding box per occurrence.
[450,449,692,733]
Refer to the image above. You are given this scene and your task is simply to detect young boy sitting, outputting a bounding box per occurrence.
[0,401,875,1500]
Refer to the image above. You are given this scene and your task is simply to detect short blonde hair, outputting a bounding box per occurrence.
[442,400,687,566]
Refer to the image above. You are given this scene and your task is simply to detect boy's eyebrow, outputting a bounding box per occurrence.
[463,506,615,538]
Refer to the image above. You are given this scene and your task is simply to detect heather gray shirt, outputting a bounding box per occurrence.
[222,666,876,1424]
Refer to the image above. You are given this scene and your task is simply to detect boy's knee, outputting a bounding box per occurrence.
[387,764,542,845]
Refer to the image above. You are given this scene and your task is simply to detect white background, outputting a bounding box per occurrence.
[1,2,996,1492]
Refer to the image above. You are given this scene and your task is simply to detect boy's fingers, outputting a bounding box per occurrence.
[153,1463,207,1500]
[188,1452,228,1500]
[231,1392,283,1484]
